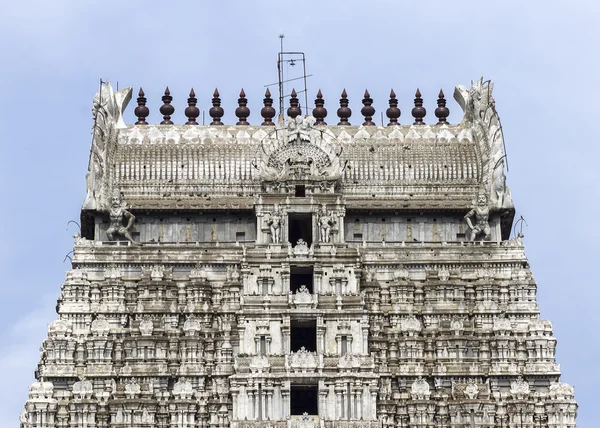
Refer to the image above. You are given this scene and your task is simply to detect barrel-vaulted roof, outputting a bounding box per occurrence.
[83,79,513,214]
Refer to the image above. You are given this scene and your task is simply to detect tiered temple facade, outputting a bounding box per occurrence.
[20,80,577,427]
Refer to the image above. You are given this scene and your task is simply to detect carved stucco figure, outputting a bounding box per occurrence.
[464,193,491,241]
[106,190,139,245]
[266,206,283,243]
[317,205,336,243]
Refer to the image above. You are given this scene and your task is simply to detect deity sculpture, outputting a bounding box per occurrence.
[106,189,140,245]
[464,194,491,241]
[266,206,283,244]
[317,205,336,243]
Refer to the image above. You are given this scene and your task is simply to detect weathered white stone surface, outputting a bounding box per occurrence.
[20,79,576,428]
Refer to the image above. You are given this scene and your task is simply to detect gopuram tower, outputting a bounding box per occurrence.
[20,80,577,427]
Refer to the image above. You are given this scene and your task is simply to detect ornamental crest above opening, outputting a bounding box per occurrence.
[256,116,343,193]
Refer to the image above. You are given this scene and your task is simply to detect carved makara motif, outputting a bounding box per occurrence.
[454,78,513,211]
[84,82,132,211]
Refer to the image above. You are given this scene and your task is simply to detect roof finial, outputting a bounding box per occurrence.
[185,88,199,125]
[261,88,276,126]
[287,88,301,118]
[411,88,426,125]
[159,87,174,125]
[337,89,351,126]
[209,88,224,126]
[361,89,375,126]
[235,88,250,125]
[386,89,400,126]
[435,89,449,125]
[134,88,149,125]
[313,89,327,125]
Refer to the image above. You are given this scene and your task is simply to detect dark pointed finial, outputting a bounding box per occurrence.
[209,87,224,126]
[337,88,352,126]
[361,89,375,126]
[134,87,149,125]
[411,88,426,125]
[435,89,450,125]
[235,88,250,125]
[261,88,276,126]
[313,89,327,125]
[159,86,174,125]
[287,88,301,118]
[386,88,401,126]
[185,88,200,125]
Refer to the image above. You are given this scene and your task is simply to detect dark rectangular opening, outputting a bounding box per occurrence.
[295,185,306,197]
[289,213,312,247]
[236,231,245,241]
[291,385,318,415]
[353,233,363,240]
[291,319,317,352]
[290,266,314,293]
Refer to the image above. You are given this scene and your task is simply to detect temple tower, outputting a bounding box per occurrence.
[20,80,577,427]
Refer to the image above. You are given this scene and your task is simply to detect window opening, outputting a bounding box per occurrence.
[290,385,318,415]
[236,231,245,241]
[341,336,348,356]
[291,319,317,352]
[290,266,314,293]
[295,185,306,197]
[288,213,312,247]
[260,336,266,356]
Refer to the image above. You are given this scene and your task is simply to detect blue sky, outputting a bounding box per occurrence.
[0,0,598,425]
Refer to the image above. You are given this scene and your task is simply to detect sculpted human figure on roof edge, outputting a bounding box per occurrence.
[464,194,491,241]
[106,189,140,245]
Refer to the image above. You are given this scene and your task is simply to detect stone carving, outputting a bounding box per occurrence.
[454,78,513,210]
[317,205,336,243]
[291,413,318,428]
[183,315,202,336]
[400,315,422,334]
[289,347,317,373]
[72,377,94,399]
[510,377,531,399]
[549,382,575,399]
[293,239,310,256]
[393,266,409,280]
[48,319,72,337]
[173,378,194,399]
[139,317,153,336]
[493,317,513,332]
[266,206,283,244]
[124,379,141,399]
[91,315,110,336]
[291,285,316,309]
[249,355,270,373]
[410,378,431,400]
[438,267,450,281]
[256,116,342,185]
[189,263,206,280]
[465,380,479,399]
[464,193,491,241]
[84,82,132,211]
[106,189,139,244]
[450,317,463,335]
[28,381,55,400]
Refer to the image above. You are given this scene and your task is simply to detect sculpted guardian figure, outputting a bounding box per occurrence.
[107,190,139,245]
[317,205,336,243]
[266,206,283,244]
[464,194,491,241]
